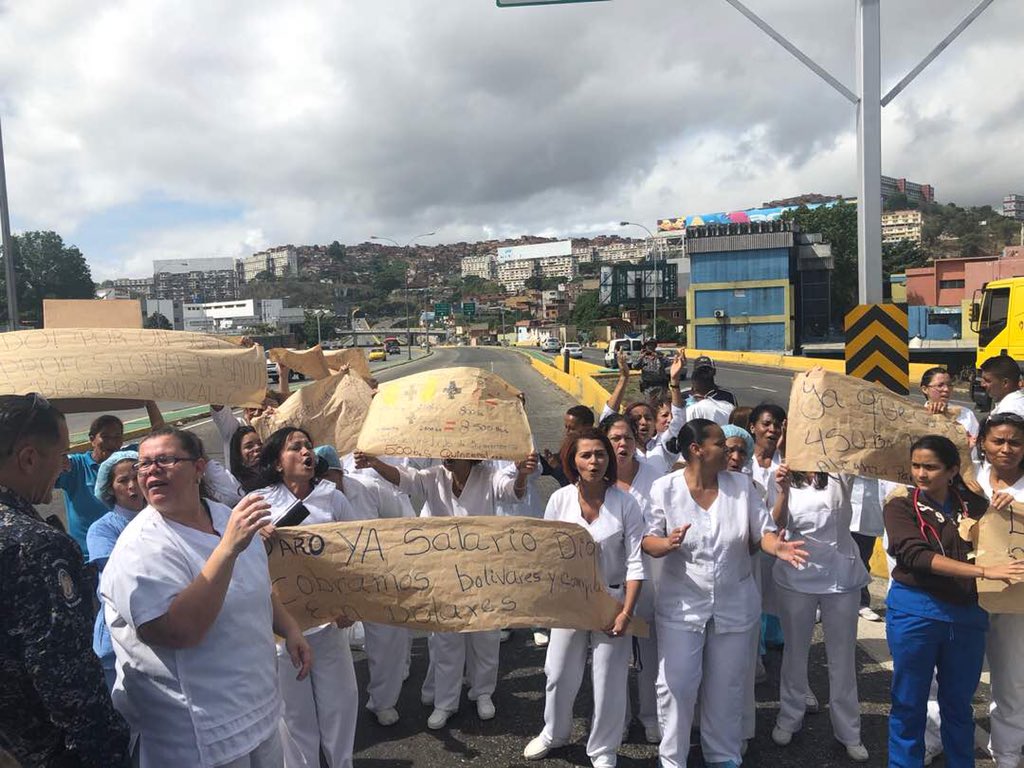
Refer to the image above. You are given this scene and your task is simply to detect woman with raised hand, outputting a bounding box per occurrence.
[885,434,1024,767]
[101,426,311,768]
[974,413,1024,768]
[254,427,368,768]
[599,412,665,745]
[354,448,538,730]
[228,425,265,494]
[523,427,645,768]
[644,419,806,768]
[87,449,146,692]
[770,464,871,762]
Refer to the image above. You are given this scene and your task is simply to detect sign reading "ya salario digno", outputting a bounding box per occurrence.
[496,0,609,7]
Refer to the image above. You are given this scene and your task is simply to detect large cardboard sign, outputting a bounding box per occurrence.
[0,329,267,407]
[267,516,647,636]
[252,370,373,456]
[786,368,975,486]
[43,298,143,329]
[267,345,333,381]
[975,505,1024,614]
[323,348,372,381]
[356,367,533,461]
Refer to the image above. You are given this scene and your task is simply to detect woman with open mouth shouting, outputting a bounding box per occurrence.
[253,427,369,768]
[100,426,311,768]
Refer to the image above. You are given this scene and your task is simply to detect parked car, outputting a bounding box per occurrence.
[368,347,388,362]
[541,338,561,354]
[562,342,583,359]
[603,337,644,369]
[266,355,307,384]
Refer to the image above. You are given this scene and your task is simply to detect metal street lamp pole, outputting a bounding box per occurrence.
[620,221,657,340]
[0,116,18,331]
[372,231,437,360]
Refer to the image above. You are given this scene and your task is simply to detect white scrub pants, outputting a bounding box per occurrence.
[541,627,631,768]
[625,578,659,731]
[656,621,750,767]
[278,625,357,768]
[363,623,412,713]
[988,613,1024,767]
[775,587,862,746]
[133,730,284,768]
[427,630,501,713]
[742,621,760,740]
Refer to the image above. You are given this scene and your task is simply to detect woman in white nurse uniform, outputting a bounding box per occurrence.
[253,427,368,768]
[101,427,312,768]
[523,426,645,768]
[354,449,538,730]
[643,418,807,768]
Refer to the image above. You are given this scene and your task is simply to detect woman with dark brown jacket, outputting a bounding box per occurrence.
[884,435,1024,768]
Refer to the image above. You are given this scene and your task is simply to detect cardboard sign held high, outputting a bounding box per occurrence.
[356,367,533,461]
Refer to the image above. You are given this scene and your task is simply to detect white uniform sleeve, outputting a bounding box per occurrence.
[203,459,242,507]
[492,465,519,503]
[667,403,687,439]
[543,490,561,521]
[101,533,194,631]
[211,406,243,446]
[396,465,431,499]
[332,488,368,522]
[599,403,615,422]
[746,478,775,542]
[958,407,980,439]
[621,493,647,582]
[645,479,669,538]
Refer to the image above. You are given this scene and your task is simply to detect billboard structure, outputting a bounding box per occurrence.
[598,263,676,306]
[496,240,572,263]
[657,200,844,232]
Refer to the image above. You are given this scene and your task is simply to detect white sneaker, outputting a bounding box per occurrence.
[374,707,399,727]
[923,745,942,766]
[476,694,496,720]
[524,735,550,760]
[805,691,820,713]
[771,725,793,746]
[499,629,511,643]
[644,724,661,744]
[533,630,550,647]
[348,621,365,650]
[427,707,454,730]
[845,743,869,762]
[858,606,882,622]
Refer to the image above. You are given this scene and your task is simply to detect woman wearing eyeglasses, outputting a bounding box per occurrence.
[253,427,368,768]
[100,426,312,768]
[974,413,1024,768]
[920,367,980,442]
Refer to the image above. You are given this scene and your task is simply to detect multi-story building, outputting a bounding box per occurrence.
[881,209,924,244]
[152,257,239,303]
[461,253,496,280]
[538,254,576,282]
[181,298,304,333]
[594,242,648,263]
[881,176,935,205]
[1003,194,1024,222]
[238,246,299,283]
[112,277,155,299]
[493,240,574,292]
[496,258,539,292]
[142,298,184,330]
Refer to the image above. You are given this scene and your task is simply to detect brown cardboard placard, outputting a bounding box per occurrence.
[44,298,143,329]
[975,504,1024,614]
[267,345,333,380]
[323,348,372,382]
[267,516,647,636]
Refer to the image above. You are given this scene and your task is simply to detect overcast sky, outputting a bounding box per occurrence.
[1,0,1020,280]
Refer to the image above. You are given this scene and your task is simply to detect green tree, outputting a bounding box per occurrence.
[570,290,601,332]
[524,275,544,291]
[299,311,335,347]
[143,312,172,330]
[783,201,857,323]
[882,239,927,278]
[883,192,912,211]
[0,230,95,325]
[371,256,407,296]
[327,240,345,262]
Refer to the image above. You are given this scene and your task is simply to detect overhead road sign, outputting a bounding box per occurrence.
[845,303,909,395]
[435,302,451,318]
[462,302,476,317]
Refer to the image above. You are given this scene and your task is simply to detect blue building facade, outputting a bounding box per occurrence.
[685,221,833,352]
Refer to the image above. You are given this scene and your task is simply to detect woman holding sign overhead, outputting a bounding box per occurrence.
[100,427,311,768]
[354,449,538,730]
[973,414,1024,768]
[643,419,806,768]
[522,426,644,768]
[253,427,369,768]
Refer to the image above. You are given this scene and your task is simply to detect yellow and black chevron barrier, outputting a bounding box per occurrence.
[844,303,909,395]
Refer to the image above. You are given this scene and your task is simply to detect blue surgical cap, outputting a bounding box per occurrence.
[93,449,140,508]
[721,424,754,460]
[314,445,342,470]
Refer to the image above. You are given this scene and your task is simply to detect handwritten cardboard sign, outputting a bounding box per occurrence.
[252,370,373,456]
[267,345,333,380]
[267,516,647,636]
[43,298,143,329]
[0,328,267,407]
[323,348,372,381]
[975,504,1024,613]
[786,368,976,487]
[356,366,533,461]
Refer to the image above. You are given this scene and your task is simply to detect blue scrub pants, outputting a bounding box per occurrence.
[887,607,986,768]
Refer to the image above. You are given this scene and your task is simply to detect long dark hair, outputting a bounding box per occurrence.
[598,413,638,441]
[229,426,263,492]
[258,426,314,487]
[910,434,988,516]
[560,427,617,485]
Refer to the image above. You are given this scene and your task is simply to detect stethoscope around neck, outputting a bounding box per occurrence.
[911,487,967,558]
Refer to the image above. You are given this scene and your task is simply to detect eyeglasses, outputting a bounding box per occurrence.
[133,455,198,473]
[926,383,952,390]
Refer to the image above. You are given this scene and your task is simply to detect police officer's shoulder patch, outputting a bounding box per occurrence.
[53,560,81,608]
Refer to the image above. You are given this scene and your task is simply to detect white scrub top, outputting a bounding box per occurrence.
[600,403,685,473]
[975,460,1024,502]
[850,476,884,537]
[253,478,368,527]
[992,390,1024,420]
[772,473,870,595]
[954,405,981,439]
[750,449,783,512]
[203,459,244,508]
[492,458,544,518]
[685,397,735,426]
[211,406,245,460]
[397,462,519,517]
[343,453,418,518]
[543,484,646,597]
[101,500,281,768]
[646,470,774,634]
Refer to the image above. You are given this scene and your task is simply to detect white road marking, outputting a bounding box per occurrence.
[751,386,777,393]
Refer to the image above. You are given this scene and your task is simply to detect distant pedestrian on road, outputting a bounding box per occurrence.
[0,393,130,767]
